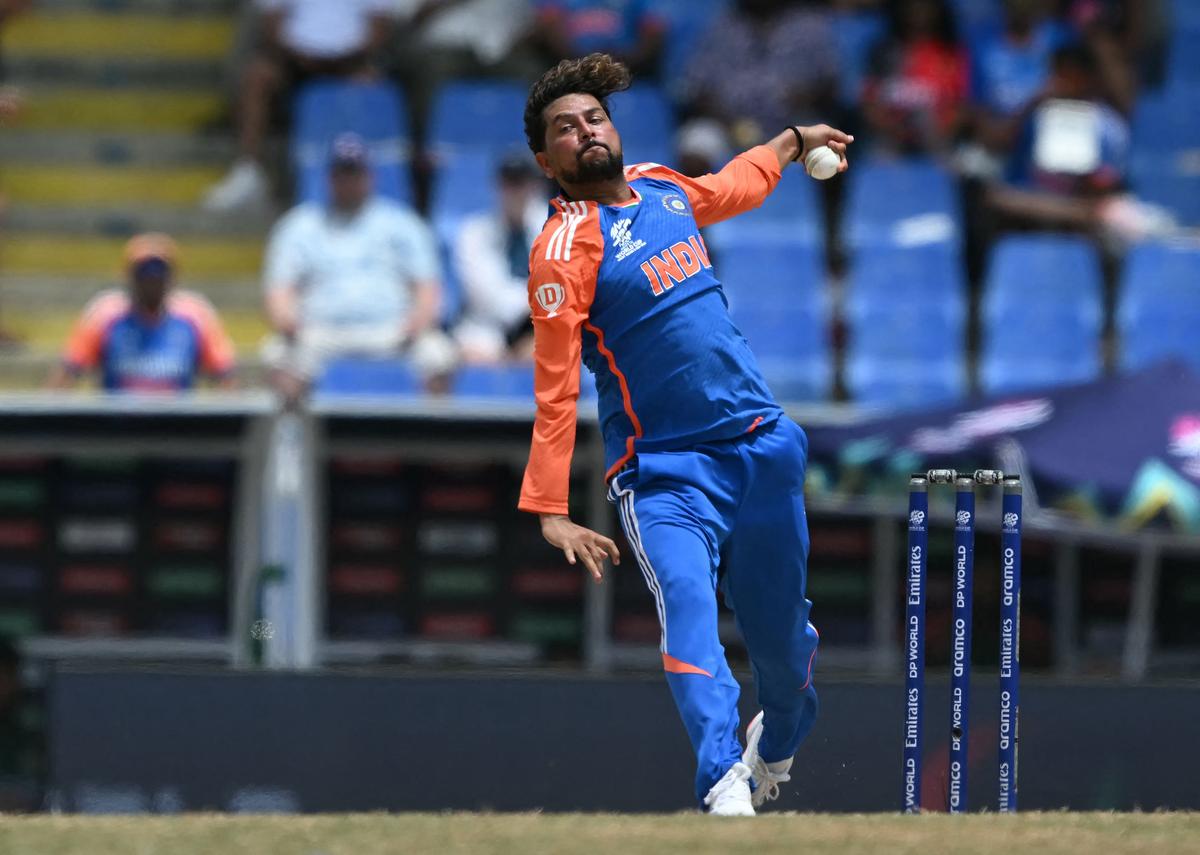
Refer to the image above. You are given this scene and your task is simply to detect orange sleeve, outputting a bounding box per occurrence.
[173,292,236,376]
[62,291,126,371]
[630,145,783,228]
[518,201,603,516]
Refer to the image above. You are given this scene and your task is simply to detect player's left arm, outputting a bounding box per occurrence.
[180,293,238,387]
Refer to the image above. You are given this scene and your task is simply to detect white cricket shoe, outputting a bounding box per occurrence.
[202,159,269,212]
[741,711,793,808]
[702,761,755,816]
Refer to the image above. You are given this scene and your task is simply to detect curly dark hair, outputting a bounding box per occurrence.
[524,53,633,154]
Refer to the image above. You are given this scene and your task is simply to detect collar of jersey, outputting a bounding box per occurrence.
[558,187,641,209]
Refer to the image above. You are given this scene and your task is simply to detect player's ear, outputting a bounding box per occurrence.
[534,151,555,180]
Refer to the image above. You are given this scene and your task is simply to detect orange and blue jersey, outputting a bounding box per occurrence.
[519,145,786,515]
[62,289,235,392]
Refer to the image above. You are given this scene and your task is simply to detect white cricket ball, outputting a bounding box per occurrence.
[804,145,841,180]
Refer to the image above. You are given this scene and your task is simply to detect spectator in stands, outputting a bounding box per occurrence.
[1057,0,1139,114]
[531,0,667,79]
[262,133,455,400]
[861,0,970,156]
[203,0,396,212]
[985,43,1131,235]
[677,0,839,151]
[387,0,538,154]
[969,0,1076,159]
[451,151,547,364]
[47,234,237,392]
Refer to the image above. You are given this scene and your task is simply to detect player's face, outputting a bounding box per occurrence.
[537,93,624,185]
[129,258,171,313]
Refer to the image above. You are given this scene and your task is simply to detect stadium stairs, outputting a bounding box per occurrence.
[0,0,272,388]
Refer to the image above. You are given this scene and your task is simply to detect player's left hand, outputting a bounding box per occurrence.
[539,513,621,583]
[801,124,853,173]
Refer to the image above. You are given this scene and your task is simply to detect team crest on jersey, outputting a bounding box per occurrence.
[662,194,689,215]
[534,282,565,317]
[610,219,646,261]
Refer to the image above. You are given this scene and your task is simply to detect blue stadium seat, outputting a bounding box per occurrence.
[452,364,536,398]
[716,241,830,400]
[1132,88,1200,151]
[705,169,823,248]
[1118,240,1200,372]
[291,80,412,205]
[314,358,422,397]
[579,366,599,399]
[608,84,675,163]
[845,158,960,247]
[429,80,527,154]
[846,241,964,302]
[832,10,886,105]
[717,240,826,301]
[979,235,1104,395]
[846,360,967,409]
[430,149,500,239]
[652,0,731,89]
[844,244,968,406]
[1130,158,1200,226]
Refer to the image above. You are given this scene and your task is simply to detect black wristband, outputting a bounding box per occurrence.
[787,126,806,162]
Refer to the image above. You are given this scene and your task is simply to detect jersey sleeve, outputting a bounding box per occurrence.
[62,291,126,372]
[174,292,236,377]
[631,145,783,228]
[518,203,603,516]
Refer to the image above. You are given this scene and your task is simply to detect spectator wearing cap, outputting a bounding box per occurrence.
[202,0,396,212]
[262,133,455,399]
[451,151,549,364]
[48,234,237,392]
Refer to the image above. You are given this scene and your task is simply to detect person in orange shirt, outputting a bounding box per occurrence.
[48,234,236,391]
[518,53,851,815]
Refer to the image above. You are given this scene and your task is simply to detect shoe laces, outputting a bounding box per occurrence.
[703,762,752,808]
[750,758,791,803]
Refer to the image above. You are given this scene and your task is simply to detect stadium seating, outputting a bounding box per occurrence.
[607,84,676,166]
[717,241,831,400]
[705,169,822,248]
[1118,240,1200,372]
[313,357,422,397]
[654,0,730,91]
[452,364,536,398]
[844,243,968,407]
[291,80,412,205]
[979,235,1104,395]
[831,9,886,105]
[428,80,528,154]
[844,158,960,248]
[1130,87,1200,225]
[431,149,500,229]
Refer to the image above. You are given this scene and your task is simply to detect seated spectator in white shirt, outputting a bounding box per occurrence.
[203,0,395,212]
[451,152,548,364]
[262,133,456,399]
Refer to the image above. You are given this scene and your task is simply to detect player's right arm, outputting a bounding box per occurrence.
[518,203,620,581]
[48,291,125,389]
[634,124,853,227]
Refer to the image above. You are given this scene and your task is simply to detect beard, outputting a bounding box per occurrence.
[561,143,624,183]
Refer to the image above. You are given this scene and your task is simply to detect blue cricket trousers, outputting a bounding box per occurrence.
[609,415,820,805]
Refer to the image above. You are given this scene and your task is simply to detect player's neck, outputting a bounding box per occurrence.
[560,177,633,206]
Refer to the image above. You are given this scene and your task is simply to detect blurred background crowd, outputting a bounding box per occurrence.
[0,0,1195,405]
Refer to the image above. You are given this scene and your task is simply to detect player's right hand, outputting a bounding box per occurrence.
[539,514,621,583]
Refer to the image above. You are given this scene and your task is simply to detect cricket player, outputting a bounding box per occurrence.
[517,53,852,815]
